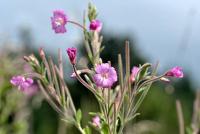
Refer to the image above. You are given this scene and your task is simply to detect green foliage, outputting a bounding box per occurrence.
[76,109,82,125]
[0,51,29,134]
[88,2,98,22]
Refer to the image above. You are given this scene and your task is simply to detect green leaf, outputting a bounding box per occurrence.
[125,113,140,124]
[101,123,109,134]
[186,126,193,134]
[108,103,114,116]
[76,109,82,124]
[137,86,148,94]
[88,2,98,21]
[84,126,91,134]
[136,63,151,82]
[88,112,98,116]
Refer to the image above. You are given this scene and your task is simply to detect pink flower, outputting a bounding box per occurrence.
[165,66,184,78]
[10,75,35,94]
[10,75,25,86]
[23,83,38,96]
[92,116,100,127]
[66,47,77,65]
[51,10,68,33]
[93,63,117,88]
[89,20,102,32]
[130,66,139,82]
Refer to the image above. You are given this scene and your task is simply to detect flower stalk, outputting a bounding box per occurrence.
[10,2,184,134]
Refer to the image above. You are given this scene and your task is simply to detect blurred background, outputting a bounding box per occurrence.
[0,0,199,134]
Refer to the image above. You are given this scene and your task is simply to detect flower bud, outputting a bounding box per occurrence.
[29,54,40,66]
[39,48,45,58]
[66,47,77,65]
[89,20,102,32]
[165,66,184,78]
[92,116,100,127]
[88,3,97,21]
[130,66,139,82]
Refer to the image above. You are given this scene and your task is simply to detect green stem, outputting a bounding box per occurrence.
[73,65,104,102]
[57,119,67,134]
[68,20,87,31]
[118,123,125,134]
[75,123,85,134]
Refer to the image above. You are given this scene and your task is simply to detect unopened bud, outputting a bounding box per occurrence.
[39,48,45,58]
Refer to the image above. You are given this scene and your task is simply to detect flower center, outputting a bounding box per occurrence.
[55,18,64,26]
[101,73,108,79]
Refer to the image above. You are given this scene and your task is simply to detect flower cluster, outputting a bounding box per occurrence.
[10,3,185,134]
[10,75,37,95]
[10,75,33,90]
[130,66,139,82]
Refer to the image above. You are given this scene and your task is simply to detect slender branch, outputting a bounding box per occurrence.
[125,41,131,98]
[72,65,103,102]
[57,49,66,106]
[55,65,76,115]
[48,57,61,99]
[57,119,67,134]
[113,103,117,134]
[68,20,87,31]
[191,91,200,134]
[74,123,85,134]
[126,62,160,122]
[118,54,124,95]
[107,89,112,134]
[176,100,185,134]
[37,80,64,117]
[40,51,52,84]
[58,49,64,78]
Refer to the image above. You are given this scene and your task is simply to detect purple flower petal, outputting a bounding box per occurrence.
[92,116,100,127]
[130,66,139,82]
[93,63,117,88]
[66,47,77,65]
[165,66,184,78]
[89,20,102,32]
[10,75,25,86]
[51,10,68,34]
[10,75,35,95]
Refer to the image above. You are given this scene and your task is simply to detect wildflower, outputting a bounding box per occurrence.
[10,75,24,86]
[39,48,45,58]
[93,63,117,88]
[23,83,38,96]
[165,66,184,78]
[51,10,68,33]
[92,116,100,127]
[10,75,34,91]
[130,66,139,82]
[89,19,102,32]
[67,47,77,65]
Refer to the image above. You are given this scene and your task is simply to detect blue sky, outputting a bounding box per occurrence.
[0,0,200,88]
